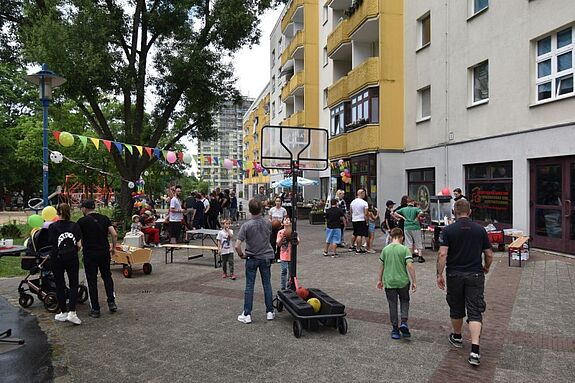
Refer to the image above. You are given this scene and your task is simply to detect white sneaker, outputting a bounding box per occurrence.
[55,312,68,322]
[267,311,275,321]
[237,313,252,324]
[67,311,82,325]
[366,249,376,253]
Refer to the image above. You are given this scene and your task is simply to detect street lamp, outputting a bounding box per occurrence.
[25,64,66,207]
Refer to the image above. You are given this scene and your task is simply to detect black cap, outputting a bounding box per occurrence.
[82,200,95,209]
[386,200,395,207]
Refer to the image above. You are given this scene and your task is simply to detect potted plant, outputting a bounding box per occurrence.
[308,200,326,225]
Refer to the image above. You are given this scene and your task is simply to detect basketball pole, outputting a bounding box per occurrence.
[289,159,298,290]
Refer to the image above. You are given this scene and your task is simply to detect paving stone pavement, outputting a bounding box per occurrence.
[0,222,574,382]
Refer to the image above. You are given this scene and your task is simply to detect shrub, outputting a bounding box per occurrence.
[1,223,22,238]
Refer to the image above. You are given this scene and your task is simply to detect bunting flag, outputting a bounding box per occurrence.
[199,155,204,165]
[90,137,100,150]
[124,144,133,155]
[102,140,112,152]
[177,152,184,162]
[238,160,243,168]
[135,145,143,156]
[207,155,212,165]
[113,141,123,153]
[53,131,61,143]
[78,135,88,149]
[145,147,153,158]
[162,150,169,160]
[153,148,161,159]
[232,159,238,166]
[213,156,219,165]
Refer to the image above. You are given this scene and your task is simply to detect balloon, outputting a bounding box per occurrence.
[183,153,193,164]
[340,172,345,177]
[223,158,233,170]
[166,151,177,164]
[344,169,350,175]
[41,206,57,221]
[262,169,269,176]
[28,214,44,228]
[50,151,63,163]
[339,165,345,171]
[338,159,344,165]
[42,221,53,229]
[144,170,149,176]
[59,132,74,147]
[442,187,451,196]
[128,181,135,189]
[437,191,443,196]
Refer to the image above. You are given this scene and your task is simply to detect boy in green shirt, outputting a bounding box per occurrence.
[377,228,417,339]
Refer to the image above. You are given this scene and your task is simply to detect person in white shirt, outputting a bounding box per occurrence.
[168,186,185,244]
[217,219,235,280]
[269,197,288,261]
[349,188,369,254]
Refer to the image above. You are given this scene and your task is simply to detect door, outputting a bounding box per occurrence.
[530,157,575,254]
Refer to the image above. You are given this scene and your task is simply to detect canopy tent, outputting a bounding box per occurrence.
[271,177,319,188]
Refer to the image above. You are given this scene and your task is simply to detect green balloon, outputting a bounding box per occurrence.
[28,214,44,228]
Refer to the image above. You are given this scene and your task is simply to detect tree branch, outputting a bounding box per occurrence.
[75,101,104,136]
[149,88,184,147]
[83,94,114,140]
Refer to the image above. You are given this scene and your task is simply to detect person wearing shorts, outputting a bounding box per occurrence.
[393,199,425,263]
[349,189,369,254]
[323,199,345,257]
[436,199,493,367]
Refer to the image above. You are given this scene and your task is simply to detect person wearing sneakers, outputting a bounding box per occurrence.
[436,199,493,366]
[393,199,426,263]
[49,203,83,325]
[377,228,417,339]
[276,217,299,290]
[217,218,236,280]
[234,199,275,323]
[366,203,379,253]
[349,188,369,254]
[323,199,346,257]
[78,200,118,318]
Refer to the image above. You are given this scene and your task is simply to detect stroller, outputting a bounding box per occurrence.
[18,228,88,313]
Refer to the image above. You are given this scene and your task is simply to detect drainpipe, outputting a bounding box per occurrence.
[443,0,450,188]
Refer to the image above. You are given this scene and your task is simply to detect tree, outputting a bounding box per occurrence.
[16,0,282,215]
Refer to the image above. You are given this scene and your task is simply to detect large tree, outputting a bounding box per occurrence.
[14,0,281,213]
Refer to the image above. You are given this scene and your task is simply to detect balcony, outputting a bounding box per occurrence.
[283,110,306,127]
[280,30,305,67]
[281,71,305,101]
[348,0,379,36]
[327,19,351,56]
[327,0,379,57]
[327,57,379,107]
[329,124,380,158]
[281,0,304,33]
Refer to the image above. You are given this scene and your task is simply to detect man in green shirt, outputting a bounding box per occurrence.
[377,228,417,339]
[393,199,426,263]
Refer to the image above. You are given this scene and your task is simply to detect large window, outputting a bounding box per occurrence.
[536,26,574,102]
[418,13,431,49]
[330,103,346,137]
[407,168,435,211]
[470,60,489,104]
[349,87,379,127]
[466,161,513,225]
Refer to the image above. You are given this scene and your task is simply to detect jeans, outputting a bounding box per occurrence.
[243,258,274,316]
[385,284,410,328]
[53,256,79,312]
[229,208,237,222]
[222,253,234,275]
[280,260,290,290]
[84,252,115,311]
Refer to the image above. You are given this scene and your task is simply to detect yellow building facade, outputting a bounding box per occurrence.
[242,91,271,187]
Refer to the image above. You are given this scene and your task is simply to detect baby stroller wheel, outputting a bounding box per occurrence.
[43,293,59,313]
[78,285,88,303]
[19,293,34,308]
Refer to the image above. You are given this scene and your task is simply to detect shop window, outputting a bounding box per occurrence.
[407,168,435,211]
[466,161,513,225]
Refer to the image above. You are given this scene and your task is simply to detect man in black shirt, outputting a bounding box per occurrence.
[436,199,493,366]
[324,199,346,257]
[77,200,118,318]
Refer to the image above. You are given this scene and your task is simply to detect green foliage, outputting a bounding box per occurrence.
[0,223,22,238]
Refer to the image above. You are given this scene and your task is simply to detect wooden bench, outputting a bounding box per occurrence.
[508,236,530,267]
[161,244,221,268]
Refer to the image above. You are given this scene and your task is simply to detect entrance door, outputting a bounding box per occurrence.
[530,157,575,254]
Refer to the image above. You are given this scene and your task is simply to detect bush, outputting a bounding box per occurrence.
[0,223,22,238]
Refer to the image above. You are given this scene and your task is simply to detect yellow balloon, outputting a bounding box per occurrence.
[41,206,57,221]
[59,132,75,147]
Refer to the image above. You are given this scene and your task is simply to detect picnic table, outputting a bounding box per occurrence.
[186,229,220,245]
[160,243,221,268]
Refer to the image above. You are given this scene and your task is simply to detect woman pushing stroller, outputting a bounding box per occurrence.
[48,203,83,325]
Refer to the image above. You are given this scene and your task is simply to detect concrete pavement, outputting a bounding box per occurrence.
[0,221,574,382]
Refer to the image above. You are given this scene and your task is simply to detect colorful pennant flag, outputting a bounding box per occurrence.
[78,135,88,149]
[135,145,143,156]
[153,148,161,159]
[124,144,133,155]
[102,140,112,152]
[90,137,100,150]
[113,141,123,153]
[145,147,153,158]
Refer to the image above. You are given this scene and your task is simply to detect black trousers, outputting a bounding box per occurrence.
[270,227,280,261]
[208,214,220,230]
[84,252,115,311]
[52,256,79,312]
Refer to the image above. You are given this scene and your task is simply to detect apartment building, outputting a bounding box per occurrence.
[398,0,575,253]
[322,0,404,207]
[198,99,252,190]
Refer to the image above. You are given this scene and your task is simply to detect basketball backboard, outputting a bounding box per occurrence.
[260,125,328,170]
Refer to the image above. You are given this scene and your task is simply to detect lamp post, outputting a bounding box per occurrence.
[25,64,66,207]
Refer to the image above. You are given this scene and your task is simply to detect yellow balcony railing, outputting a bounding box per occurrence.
[281,71,305,101]
[327,19,351,56]
[327,57,379,107]
[327,75,348,107]
[348,0,379,35]
[281,30,305,67]
[281,0,304,32]
[329,124,380,158]
[283,110,306,127]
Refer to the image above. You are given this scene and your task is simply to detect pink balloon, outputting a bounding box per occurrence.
[442,187,451,196]
[42,221,53,229]
[166,151,177,164]
[223,158,233,170]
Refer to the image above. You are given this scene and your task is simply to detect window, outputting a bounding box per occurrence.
[418,86,431,120]
[322,5,328,25]
[470,0,488,16]
[418,13,431,49]
[330,103,346,137]
[271,76,276,93]
[470,61,489,104]
[535,26,574,102]
[348,87,379,128]
[271,49,275,67]
[323,46,328,66]
[323,88,328,108]
[407,168,435,212]
[278,37,283,55]
[466,161,513,225]
[271,102,275,118]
